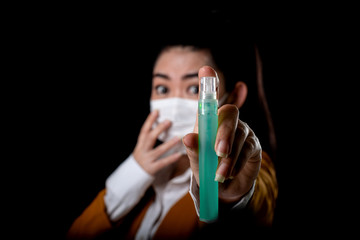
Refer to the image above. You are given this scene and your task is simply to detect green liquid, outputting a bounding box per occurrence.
[198,99,218,222]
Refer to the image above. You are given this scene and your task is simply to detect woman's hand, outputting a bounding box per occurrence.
[133,110,182,176]
[183,66,262,204]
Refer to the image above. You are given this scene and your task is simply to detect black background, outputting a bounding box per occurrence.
[11,3,357,239]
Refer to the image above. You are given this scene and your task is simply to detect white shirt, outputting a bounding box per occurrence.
[104,154,255,240]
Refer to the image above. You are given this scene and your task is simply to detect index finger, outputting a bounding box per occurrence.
[215,104,239,158]
[139,110,159,135]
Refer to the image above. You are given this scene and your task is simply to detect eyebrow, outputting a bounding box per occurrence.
[153,73,170,80]
[182,72,198,80]
[153,72,198,81]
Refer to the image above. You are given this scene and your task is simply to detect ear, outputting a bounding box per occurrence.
[227,81,248,109]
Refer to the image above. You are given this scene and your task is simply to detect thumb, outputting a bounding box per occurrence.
[182,133,200,185]
[194,65,219,134]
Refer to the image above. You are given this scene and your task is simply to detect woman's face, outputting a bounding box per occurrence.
[151,46,225,100]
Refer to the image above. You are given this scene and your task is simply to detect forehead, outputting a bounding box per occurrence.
[153,46,212,75]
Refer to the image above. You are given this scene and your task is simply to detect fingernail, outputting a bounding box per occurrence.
[216,140,229,158]
[215,161,228,183]
[163,119,171,124]
[215,174,225,183]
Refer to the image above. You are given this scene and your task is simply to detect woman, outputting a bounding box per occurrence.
[66,41,278,239]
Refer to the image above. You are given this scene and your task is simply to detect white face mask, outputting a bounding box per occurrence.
[150,97,198,143]
[149,94,228,156]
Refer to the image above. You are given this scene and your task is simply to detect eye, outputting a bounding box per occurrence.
[188,85,199,95]
[155,85,168,95]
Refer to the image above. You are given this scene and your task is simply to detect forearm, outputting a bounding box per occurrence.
[104,154,155,221]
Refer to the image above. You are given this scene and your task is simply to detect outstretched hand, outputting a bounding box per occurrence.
[183,66,262,204]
